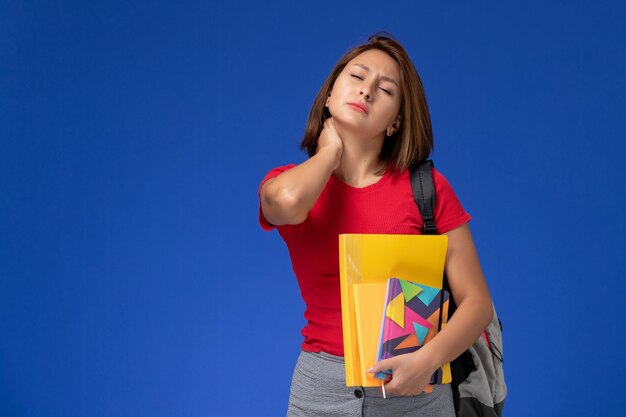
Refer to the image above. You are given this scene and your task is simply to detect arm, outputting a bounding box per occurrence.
[260,118,343,226]
[368,223,493,396]
[419,223,493,369]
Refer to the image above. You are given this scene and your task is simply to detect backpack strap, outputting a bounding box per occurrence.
[409,160,438,235]
[410,159,445,381]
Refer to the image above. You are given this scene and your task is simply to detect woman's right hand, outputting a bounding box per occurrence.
[316,117,343,170]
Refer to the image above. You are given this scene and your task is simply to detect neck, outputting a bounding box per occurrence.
[332,120,386,187]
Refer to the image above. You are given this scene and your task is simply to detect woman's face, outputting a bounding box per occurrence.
[327,49,402,137]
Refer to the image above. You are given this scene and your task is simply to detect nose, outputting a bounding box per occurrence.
[359,77,376,101]
[359,80,374,100]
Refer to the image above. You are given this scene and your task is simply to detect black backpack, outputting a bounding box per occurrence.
[409,159,507,417]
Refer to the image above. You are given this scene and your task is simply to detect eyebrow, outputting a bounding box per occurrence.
[352,64,399,87]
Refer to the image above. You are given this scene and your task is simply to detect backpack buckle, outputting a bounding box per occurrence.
[423,219,438,235]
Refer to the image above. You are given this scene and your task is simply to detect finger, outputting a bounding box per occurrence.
[368,358,395,375]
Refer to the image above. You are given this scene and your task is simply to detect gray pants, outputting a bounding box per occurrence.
[287,350,456,417]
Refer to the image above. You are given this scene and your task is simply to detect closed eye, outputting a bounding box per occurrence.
[351,74,393,95]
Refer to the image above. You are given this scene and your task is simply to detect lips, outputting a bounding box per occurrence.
[348,102,368,114]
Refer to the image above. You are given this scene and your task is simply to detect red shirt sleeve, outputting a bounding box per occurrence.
[258,164,297,231]
[432,168,472,234]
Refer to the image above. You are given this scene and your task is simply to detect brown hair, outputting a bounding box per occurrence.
[299,32,434,175]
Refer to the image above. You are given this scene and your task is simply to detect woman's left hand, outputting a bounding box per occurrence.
[367,350,438,396]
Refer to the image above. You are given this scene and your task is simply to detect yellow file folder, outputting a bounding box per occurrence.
[339,234,451,387]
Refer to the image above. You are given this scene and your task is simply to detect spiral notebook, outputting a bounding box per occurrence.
[373,277,451,384]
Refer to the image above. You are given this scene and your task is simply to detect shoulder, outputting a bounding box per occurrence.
[404,163,459,198]
[431,167,455,193]
[430,166,473,233]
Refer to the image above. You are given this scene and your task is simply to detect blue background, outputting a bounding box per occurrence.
[2,1,625,416]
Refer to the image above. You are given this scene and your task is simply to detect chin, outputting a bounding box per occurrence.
[333,114,368,129]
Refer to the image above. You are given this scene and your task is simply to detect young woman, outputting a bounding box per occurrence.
[258,33,493,417]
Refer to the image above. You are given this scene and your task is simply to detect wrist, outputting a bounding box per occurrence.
[317,145,342,169]
[415,344,443,374]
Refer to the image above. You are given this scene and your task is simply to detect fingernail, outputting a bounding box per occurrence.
[367,367,374,373]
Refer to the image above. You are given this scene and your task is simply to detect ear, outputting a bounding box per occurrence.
[326,92,332,107]
[393,114,401,129]
[386,115,401,136]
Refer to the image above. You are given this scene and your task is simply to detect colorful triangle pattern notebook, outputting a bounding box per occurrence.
[374,277,451,384]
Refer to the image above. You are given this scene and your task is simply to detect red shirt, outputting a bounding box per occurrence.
[258,164,472,357]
